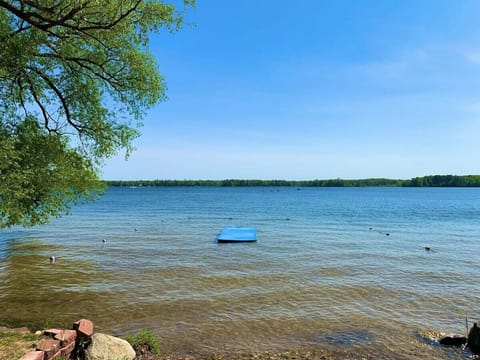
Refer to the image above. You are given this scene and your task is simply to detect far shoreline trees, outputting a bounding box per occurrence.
[106,175,480,187]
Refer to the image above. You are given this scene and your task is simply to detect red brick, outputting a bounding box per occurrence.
[60,341,76,357]
[19,351,45,360]
[53,329,77,346]
[37,339,61,359]
[44,328,62,337]
[72,318,94,338]
[49,349,62,360]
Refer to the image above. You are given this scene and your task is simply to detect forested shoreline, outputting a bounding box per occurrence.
[107,175,480,187]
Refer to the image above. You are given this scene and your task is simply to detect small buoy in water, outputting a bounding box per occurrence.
[134,228,138,232]
[102,239,107,243]
[424,247,431,251]
[369,227,372,230]
[385,233,390,236]
[49,256,56,263]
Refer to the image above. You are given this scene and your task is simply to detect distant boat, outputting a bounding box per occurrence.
[217,227,257,243]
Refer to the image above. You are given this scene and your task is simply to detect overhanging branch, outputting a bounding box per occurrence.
[0,0,142,32]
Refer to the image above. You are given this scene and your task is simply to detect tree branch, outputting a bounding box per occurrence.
[16,76,29,119]
[25,65,80,132]
[23,75,59,134]
[0,0,142,32]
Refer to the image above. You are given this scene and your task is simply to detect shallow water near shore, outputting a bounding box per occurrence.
[1,187,480,358]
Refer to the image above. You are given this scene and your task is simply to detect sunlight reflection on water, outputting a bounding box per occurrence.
[1,187,479,358]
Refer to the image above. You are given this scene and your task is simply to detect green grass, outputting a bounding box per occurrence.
[0,330,41,359]
[125,329,161,355]
[0,330,37,345]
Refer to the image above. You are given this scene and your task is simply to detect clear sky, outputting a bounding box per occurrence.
[102,0,480,180]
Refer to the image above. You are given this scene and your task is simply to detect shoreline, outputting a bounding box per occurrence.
[0,325,360,360]
[0,323,469,360]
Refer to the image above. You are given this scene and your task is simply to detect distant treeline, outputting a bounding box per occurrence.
[107,175,480,187]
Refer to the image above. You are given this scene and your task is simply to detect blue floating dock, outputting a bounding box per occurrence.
[217,227,257,243]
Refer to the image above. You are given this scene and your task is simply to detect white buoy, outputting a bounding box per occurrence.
[49,256,56,263]
[102,239,107,243]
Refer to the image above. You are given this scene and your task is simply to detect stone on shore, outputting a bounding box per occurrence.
[36,338,61,359]
[44,329,63,337]
[467,321,480,354]
[85,333,136,360]
[73,318,94,339]
[53,329,77,345]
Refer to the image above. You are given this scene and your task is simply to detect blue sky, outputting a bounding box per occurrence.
[103,0,480,180]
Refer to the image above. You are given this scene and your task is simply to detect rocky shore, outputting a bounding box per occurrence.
[3,319,480,360]
[0,324,379,360]
[0,324,373,360]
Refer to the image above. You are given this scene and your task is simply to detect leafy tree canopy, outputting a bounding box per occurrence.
[0,0,194,227]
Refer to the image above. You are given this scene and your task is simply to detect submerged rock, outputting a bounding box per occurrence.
[439,334,466,346]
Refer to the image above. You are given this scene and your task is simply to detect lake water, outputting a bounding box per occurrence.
[1,187,480,358]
